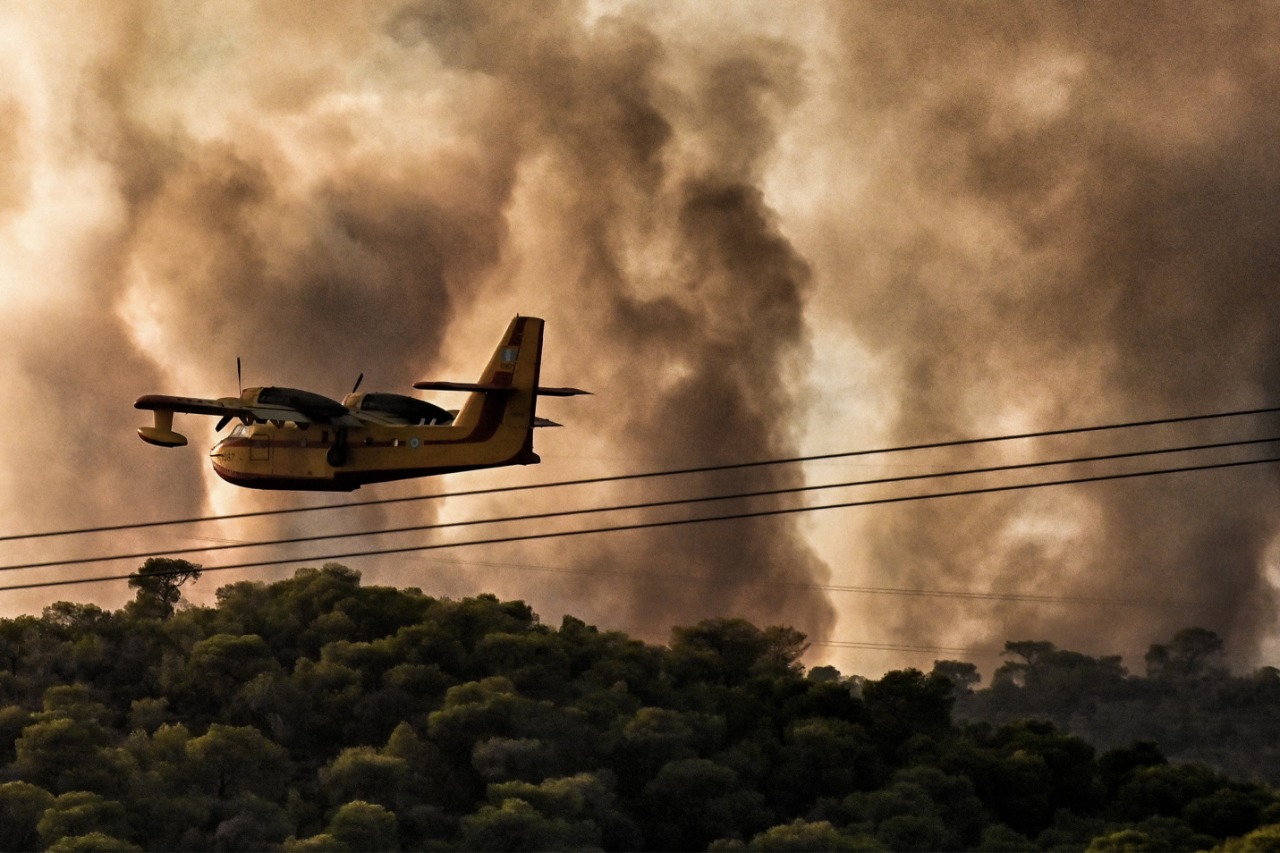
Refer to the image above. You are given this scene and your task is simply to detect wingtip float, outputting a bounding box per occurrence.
[134,316,588,491]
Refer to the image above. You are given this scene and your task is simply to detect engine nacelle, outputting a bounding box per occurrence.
[345,392,455,426]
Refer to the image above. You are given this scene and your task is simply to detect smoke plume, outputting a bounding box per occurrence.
[0,1,835,644]
[814,2,1280,669]
[2,1,1279,671]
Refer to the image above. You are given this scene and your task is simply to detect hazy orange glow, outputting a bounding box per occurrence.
[2,1,1279,676]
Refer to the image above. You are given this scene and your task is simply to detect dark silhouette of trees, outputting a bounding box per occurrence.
[1145,627,1227,680]
[0,563,1275,850]
[957,627,1280,791]
[127,558,202,620]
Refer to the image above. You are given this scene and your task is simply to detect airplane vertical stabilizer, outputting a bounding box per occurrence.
[448,316,543,464]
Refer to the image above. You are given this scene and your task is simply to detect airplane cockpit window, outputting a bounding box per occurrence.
[229,425,249,439]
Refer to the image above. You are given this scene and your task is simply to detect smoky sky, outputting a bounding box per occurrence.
[2,1,1280,672]
[816,1,1280,668]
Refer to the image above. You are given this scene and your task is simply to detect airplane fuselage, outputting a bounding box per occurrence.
[209,366,539,491]
[209,420,539,491]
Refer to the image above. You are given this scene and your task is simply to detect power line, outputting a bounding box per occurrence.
[6,433,1274,574]
[4,450,1278,595]
[5,403,1278,542]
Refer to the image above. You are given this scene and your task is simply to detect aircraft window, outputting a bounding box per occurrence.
[230,425,249,438]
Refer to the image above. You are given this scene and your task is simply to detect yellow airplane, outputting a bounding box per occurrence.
[135,316,587,491]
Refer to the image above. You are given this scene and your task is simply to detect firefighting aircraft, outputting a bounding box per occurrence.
[134,316,587,491]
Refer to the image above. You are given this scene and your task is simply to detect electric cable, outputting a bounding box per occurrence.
[4,433,1275,574]
[3,448,1277,595]
[4,403,1278,542]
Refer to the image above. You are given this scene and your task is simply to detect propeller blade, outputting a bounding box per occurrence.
[352,372,364,394]
[236,357,242,396]
[215,415,233,432]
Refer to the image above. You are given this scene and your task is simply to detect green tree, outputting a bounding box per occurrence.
[36,792,129,850]
[0,616,38,676]
[282,833,348,852]
[975,823,1033,852]
[13,713,118,794]
[209,794,294,851]
[44,833,141,853]
[0,780,55,852]
[669,618,808,687]
[932,660,981,696]
[287,657,365,745]
[875,813,950,852]
[319,747,410,810]
[472,632,572,698]
[1184,787,1272,839]
[640,758,771,851]
[326,801,398,852]
[1087,816,1214,852]
[861,669,954,757]
[741,819,884,852]
[767,717,880,812]
[1145,627,1227,680]
[487,773,641,851]
[127,558,202,620]
[459,798,598,852]
[1099,741,1168,797]
[381,721,451,808]
[936,738,1056,837]
[1113,762,1225,822]
[612,706,723,795]
[472,737,556,783]
[0,705,31,765]
[993,719,1104,817]
[1218,822,1280,852]
[170,633,282,716]
[426,676,549,760]
[185,724,290,800]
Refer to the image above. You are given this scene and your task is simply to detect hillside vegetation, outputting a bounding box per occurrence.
[0,559,1277,852]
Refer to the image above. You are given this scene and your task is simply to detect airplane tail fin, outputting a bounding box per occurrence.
[451,315,543,434]
[412,316,587,467]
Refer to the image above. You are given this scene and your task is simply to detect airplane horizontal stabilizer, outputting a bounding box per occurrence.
[412,381,590,397]
[535,386,591,397]
[411,381,515,393]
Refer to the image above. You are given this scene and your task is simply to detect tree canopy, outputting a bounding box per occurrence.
[0,563,1275,851]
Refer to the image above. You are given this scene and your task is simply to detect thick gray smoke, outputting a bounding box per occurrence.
[0,1,835,643]
[392,2,836,640]
[3,2,1279,671]
[816,2,1280,667]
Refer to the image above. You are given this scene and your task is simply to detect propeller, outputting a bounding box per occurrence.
[216,357,243,432]
[351,372,364,395]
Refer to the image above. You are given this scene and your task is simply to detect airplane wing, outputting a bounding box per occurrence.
[135,394,315,424]
[136,392,364,448]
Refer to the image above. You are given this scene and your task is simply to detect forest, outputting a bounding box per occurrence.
[0,558,1277,852]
